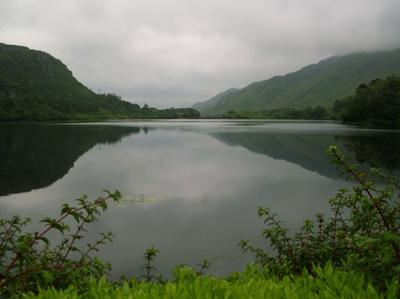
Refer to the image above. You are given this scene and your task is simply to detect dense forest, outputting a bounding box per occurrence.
[333,76,400,128]
[0,43,199,121]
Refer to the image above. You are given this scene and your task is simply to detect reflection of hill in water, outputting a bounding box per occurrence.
[2,123,400,197]
[0,124,139,196]
[211,132,400,178]
[338,134,400,172]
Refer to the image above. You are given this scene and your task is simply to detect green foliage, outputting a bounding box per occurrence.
[21,264,398,298]
[194,49,400,116]
[142,246,161,282]
[223,106,329,120]
[136,106,200,119]
[197,260,212,275]
[0,190,122,297]
[0,43,200,121]
[240,145,400,289]
[333,76,400,128]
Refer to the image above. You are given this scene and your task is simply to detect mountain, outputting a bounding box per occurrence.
[192,88,238,113]
[194,48,400,116]
[0,43,199,120]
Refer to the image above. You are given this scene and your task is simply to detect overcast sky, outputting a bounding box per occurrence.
[1,0,399,107]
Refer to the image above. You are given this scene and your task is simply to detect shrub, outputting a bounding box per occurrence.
[240,145,400,288]
[0,191,122,297]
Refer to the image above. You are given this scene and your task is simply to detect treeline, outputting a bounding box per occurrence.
[137,104,200,119]
[0,91,200,121]
[332,76,400,128]
[223,106,329,120]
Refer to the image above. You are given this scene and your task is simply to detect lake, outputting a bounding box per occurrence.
[1,120,400,279]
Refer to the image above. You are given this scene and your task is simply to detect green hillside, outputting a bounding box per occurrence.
[194,48,400,115]
[0,43,199,120]
[192,88,238,112]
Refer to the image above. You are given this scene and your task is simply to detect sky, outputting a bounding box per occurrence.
[0,0,399,108]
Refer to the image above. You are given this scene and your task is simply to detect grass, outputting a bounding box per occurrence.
[21,264,398,299]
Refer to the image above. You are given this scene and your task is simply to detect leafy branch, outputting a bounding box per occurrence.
[0,190,122,296]
[240,145,400,288]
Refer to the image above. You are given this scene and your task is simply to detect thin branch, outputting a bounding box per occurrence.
[331,149,400,262]
[5,195,111,272]
[60,213,91,265]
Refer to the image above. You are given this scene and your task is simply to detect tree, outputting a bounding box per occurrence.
[333,76,400,128]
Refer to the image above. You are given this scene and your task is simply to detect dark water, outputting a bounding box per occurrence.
[1,120,400,278]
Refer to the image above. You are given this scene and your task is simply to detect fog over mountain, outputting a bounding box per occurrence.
[1,0,399,107]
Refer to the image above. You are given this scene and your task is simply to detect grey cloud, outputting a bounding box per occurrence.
[0,0,399,107]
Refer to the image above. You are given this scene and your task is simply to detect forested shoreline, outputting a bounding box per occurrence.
[218,76,400,130]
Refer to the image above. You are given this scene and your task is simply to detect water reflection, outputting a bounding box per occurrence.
[0,121,400,278]
[211,133,338,178]
[211,131,400,178]
[337,134,400,171]
[0,124,140,196]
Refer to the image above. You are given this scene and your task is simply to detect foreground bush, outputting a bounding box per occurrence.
[240,145,400,288]
[0,191,122,297]
[21,264,398,299]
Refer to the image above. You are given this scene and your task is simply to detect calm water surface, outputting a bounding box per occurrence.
[1,120,400,278]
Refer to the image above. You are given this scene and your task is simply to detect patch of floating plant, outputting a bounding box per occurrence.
[117,194,156,207]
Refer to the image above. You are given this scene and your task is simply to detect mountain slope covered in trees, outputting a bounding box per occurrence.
[0,43,199,120]
[194,48,400,116]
